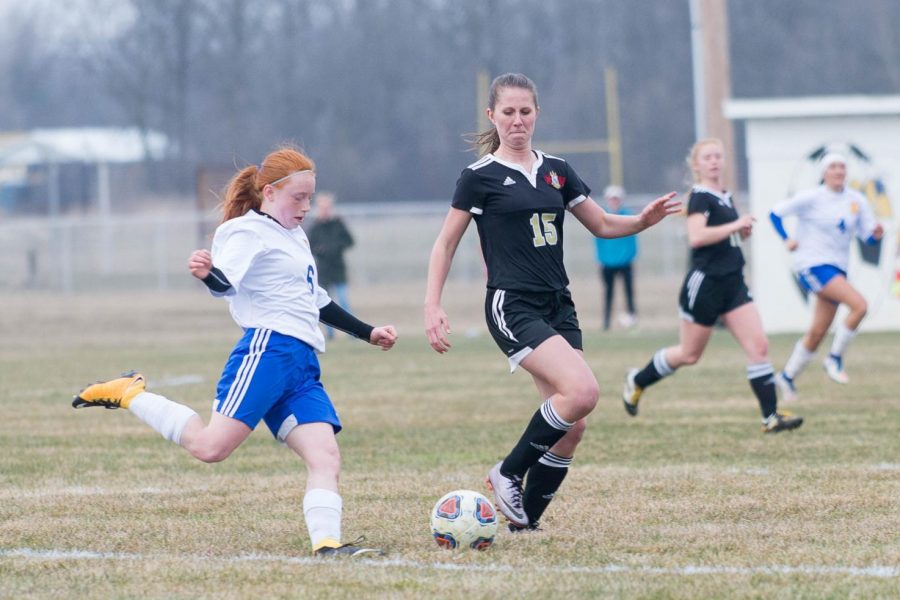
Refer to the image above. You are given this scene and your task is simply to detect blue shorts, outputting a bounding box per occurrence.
[797,264,846,294]
[215,328,341,440]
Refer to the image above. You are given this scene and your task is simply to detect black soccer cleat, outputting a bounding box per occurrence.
[761,411,804,434]
[508,521,541,533]
[314,536,384,558]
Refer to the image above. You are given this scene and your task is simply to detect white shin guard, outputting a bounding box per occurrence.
[304,488,342,549]
[783,340,815,379]
[128,392,198,445]
[830,323,858,358]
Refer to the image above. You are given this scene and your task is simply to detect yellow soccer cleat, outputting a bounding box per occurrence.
[761,410,804,434]
[622,368,642,416]
[72,371,145,410]
[314,536,384,558]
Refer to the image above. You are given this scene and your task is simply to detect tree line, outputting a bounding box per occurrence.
[1,0,898,203]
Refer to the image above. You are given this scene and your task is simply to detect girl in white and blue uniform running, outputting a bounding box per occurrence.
[770,152,883,397]
[75,148,397,557]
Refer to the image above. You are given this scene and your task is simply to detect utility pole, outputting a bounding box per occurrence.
[690,0,737,190]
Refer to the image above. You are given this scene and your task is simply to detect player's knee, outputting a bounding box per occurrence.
[190,442,234,464]
[749,338,769,362]
[308,444,342,474]
[569,378,599,413]
[852,299,868,319]
[680,350,703,366]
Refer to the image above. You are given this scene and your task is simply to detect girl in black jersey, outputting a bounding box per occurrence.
[622,138,803,434]
[424,73,680,530]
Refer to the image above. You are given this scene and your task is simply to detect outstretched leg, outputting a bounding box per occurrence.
[623,319,713,416]
[73,371,249,461]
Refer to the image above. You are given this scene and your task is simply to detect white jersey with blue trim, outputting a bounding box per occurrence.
[210,210,332,352]
[771,185,878,273]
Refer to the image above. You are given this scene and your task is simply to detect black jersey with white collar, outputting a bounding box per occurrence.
[451,150,591,292]
[687,185,745,276]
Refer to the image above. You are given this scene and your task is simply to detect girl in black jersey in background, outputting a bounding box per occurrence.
[424,73,680,531]
[622,138,803,434]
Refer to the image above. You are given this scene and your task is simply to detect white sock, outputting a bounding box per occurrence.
[829,323,857,358]
[304,488,342,550]
[783,340,815,380]
[128,392,198,445]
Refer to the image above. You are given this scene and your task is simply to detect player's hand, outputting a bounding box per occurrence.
[785,238,798,252]
[873,223,885,240]
[424,304,452,353]
[638,192,681,229]
[735,214,755,239]
[369,325,398,351]
[188,249,213,279]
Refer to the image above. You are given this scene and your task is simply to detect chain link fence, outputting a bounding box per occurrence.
[0,199,688,293]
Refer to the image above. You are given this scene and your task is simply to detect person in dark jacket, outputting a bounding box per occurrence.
[308,192,355,339]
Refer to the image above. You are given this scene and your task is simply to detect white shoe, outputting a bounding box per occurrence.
[618,313,638,329]
[486,462,528,527]
[823,355,849,384]
[774,371,798,402]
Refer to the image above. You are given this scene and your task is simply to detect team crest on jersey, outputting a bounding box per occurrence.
[544,171,565,189]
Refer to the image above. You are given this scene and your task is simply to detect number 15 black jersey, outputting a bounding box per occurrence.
[451,150,591,292]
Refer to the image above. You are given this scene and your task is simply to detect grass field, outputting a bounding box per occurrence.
[1,282,898,599]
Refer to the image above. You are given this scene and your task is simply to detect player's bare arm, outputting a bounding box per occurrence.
[686,213,754,248]
[573,191,680,238]
[424,209,472,353]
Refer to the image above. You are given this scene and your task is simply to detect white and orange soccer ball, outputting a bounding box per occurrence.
[430,489,498,550]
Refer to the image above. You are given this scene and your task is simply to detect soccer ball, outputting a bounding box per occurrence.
[430,489,498,550]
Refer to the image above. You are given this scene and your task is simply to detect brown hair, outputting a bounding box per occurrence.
[688,138,724,184]
[468,73,539,156]
[220,147,316,222]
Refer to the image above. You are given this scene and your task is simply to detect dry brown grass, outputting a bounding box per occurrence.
[1,285,898,599]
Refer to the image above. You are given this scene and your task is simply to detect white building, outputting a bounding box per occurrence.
[726,95,900,332]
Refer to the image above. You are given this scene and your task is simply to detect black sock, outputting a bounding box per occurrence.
[501,399,572,478]
[748,362,777,418]
[634,348,676,389]
[523,452,571,526]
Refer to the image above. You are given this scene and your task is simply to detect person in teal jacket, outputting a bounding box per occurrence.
[594,185,637,330]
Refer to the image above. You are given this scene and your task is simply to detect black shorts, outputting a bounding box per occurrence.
[678,269,752,327]
[484,288,583,372]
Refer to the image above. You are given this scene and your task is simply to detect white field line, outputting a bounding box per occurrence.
[1,548,897,578]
